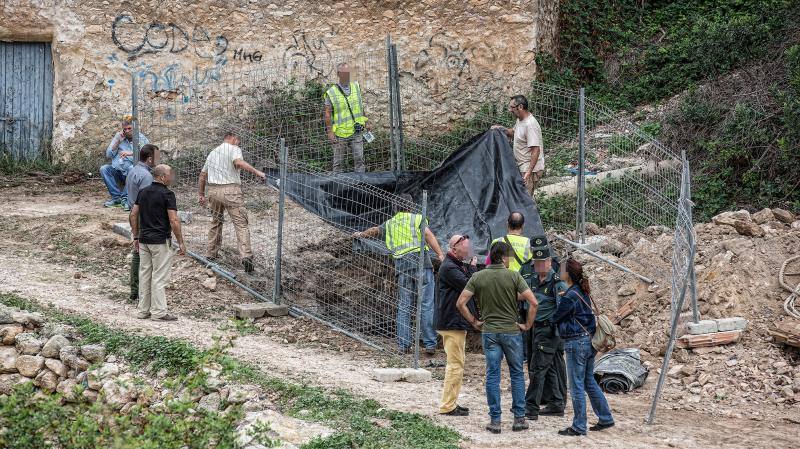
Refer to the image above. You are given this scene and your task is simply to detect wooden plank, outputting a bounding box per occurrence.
[769,319,800,349]
[676,330,742,349]
[612,297,640,324]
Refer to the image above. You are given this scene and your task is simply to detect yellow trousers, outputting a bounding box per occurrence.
[437,330,467,413]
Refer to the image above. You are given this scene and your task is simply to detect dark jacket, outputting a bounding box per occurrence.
[435,253,478,331]
[553,284,596,339]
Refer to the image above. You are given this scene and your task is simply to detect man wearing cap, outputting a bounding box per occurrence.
[525,235,569,421]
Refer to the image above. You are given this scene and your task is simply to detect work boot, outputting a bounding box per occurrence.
[104,198,121,208]
[424,347,436,356]
[512,417,529,431]
[121,199,131,212]
[589,421,615,431]
[135,311,150,319]
[485,420,501,434]
[441,407,468,417]
[539,406,565,417]
[242,257,254,273]
[525,413,539,421]
[456,404,470,412]
[558,427,584,436]
[151,313,178,322]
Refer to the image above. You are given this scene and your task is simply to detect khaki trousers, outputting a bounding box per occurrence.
[437,329,467,413]
[206,184,253,259]
[138,242,174,318]
[525,170,544,195]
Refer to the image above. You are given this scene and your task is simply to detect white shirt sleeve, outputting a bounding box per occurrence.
[526,118,542,148]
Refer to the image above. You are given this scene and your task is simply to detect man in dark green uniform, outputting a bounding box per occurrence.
[524,236,568,420]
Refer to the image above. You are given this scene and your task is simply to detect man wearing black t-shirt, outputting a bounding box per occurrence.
[130,164,186,321]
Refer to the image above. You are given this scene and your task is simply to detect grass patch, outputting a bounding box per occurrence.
[0,293,462,449]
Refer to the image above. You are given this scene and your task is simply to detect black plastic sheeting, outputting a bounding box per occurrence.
[594,348,650,394]
[267,130,544,255]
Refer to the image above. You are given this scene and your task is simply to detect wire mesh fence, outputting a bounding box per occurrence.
[133,37,695,372]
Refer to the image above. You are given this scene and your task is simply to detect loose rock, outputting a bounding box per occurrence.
[0,324,24,345]
[41,334,70,358]
[0,373,28,394]
[733,220,764,237]
[751,208,774,224]
[772,208,795,224]
[0,346,18,373]
[44,358,68,377]
[15,333,44,355]
[202,276,217,291]
[81,344,107,363]
[16,354,45,378]
[34,369,59,392]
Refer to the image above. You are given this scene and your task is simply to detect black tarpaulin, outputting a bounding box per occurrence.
[268,130,544,254]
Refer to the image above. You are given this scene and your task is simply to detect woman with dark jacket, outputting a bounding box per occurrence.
[434,234,478,416]
[552,258,614,436]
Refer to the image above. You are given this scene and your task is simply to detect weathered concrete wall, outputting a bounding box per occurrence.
[0,0,559,162]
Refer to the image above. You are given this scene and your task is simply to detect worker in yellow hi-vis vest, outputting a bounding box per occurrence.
[324,63,369,173]
[353,194,445,355]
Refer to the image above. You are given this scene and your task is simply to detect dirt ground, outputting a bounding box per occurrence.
[0,180,798,448]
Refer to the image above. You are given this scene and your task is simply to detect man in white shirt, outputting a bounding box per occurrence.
[492,95,544,195]
[197,132,266,273]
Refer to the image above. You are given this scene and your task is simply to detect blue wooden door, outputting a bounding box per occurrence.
[0,42,54,161]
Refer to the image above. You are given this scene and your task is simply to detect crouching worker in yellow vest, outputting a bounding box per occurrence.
[324,63,369,173]
[353,194,445,354]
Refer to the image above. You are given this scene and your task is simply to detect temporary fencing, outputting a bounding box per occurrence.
[133,36,698,417]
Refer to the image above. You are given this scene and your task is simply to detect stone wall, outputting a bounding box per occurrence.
[0,0,559,162]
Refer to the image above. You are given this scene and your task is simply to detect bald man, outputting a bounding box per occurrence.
[434,234,478,416]
[131,164,185,322]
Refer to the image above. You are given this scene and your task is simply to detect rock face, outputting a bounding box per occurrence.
[0,2,558,159]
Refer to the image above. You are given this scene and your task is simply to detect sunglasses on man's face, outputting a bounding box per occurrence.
[454,235,469,246]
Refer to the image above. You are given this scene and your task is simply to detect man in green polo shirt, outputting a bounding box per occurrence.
[457,241,538,434]
[524,236,568,421]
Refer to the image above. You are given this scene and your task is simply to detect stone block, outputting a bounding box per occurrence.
[402,368,432,383]
[772,208,795,224]
[715,317,748,332]
[372,368,403,382]
[112,222,132,239]
[372,368,432,383]
[686,320,718,335]
[41,334,70,358]
[233,303,288,319]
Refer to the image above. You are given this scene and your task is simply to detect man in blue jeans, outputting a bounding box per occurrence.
[353,194,445,354]
[457,241,538,433]
[100,116,149,211]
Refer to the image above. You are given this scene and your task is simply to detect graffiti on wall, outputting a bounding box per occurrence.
[111,14,228,62]
[412,32,505,100]
[282,30,333,81]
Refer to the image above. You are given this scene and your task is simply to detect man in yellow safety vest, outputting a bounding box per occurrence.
[353,194,445,354]
[489,212,533,275]
[324,63,369,173]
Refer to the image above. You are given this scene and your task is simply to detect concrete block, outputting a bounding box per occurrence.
[401,368,432,383]
[263,303,289,317]
[112,222,132,239]
[686,320,718,335]
[233,303,288,319]
[715,317,748,332]
[372,368,404,383]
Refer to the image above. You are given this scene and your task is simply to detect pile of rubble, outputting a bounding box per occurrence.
[0,303,332,448]
[567,207,800,418]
